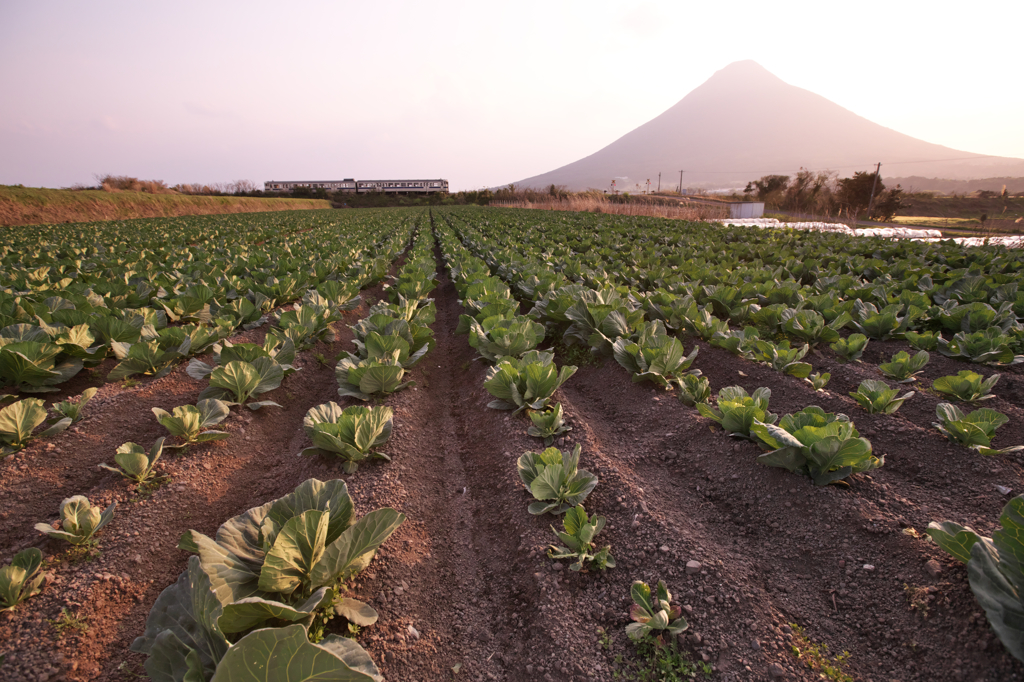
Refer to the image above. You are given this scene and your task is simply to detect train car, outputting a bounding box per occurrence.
[264,179,447,194]
[356,179,448,194]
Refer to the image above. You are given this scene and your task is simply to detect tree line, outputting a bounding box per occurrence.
[743,169,904,222]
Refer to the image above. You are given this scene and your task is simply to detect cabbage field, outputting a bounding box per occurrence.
[2,206,1024,682]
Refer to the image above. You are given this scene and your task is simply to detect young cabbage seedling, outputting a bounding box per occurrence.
[849,379,914,414]
[152,399,231,448]
[905,330,941,351]
[933,371,1000,403]
[548,505,614,572]
[805,372,831,391]
[201,359,284,410]
[484,350,577,415]
[830,334,869,363]
[527,402,572,446]
[932,403,1024,456]
[99,438,165,484]
[673,373,711,407]
[752,406,881,487]
[627,580,688,641]
[0,548,46,612]
[517,444,598,515]
[879,350,929,383]
[0,397,71,457]
[35,495,115,546]
[299,402,394,473]
[51,387,98,423]
[697,386,777,441]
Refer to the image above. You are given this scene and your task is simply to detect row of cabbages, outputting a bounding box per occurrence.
[128,219,441,680]
[444,206,1024,365]
[4,214,429,679]
[438,207,1024,665]
[437,213,704,665]
[0,211,410,395]
[435,212,576,441]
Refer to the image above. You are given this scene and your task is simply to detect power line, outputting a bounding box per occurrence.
[675,153,1014,176]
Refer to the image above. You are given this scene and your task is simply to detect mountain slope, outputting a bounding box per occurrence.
[511,61,1024,190]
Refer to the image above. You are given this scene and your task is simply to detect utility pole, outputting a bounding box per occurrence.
[657,173,661,192]
[679,170,684,194]
[866,162,881,221]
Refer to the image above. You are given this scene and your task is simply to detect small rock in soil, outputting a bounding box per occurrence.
[686,560,702,575]
[924,559,943,578]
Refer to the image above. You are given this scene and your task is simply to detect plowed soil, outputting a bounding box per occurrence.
[3,243,1024,682]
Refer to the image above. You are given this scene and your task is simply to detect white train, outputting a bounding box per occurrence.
[264,178,448,194]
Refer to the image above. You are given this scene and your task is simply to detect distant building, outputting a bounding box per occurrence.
[264,179,448,194]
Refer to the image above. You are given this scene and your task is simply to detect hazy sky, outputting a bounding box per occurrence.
[2,0,1022,191]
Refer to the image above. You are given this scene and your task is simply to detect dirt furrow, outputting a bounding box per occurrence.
[561,347,1024,681]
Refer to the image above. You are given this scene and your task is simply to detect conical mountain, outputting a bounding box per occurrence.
[511,61,1024,191]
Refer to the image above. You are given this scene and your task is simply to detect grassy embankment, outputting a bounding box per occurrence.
[0,185,332,227]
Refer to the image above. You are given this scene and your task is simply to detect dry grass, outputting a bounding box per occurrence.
[0,186,331,227]
[490,195,729,221]
[96,175,175,194]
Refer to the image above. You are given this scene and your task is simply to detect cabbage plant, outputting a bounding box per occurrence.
[905,330,942,351]
[299,402,393,473]
[674,373,711,407]
[830,334,869,362]
[0,548,45,612]
[107,323,232,382]
[35,495,115,546]
[52,387,98,423]
[612,333,699,387]
[749,304,789,335]
[781,309,850,346]
[563,294,645,354]
[749,339,812,378]
[517,444,597,515]
[938,329,1024,365]
[351,314,433,365]
[879,350,929,383]
[107,336,190,382]
[187,337,297,380]
[132,478,402,682]
[926,495,1024,663]
[805,372,831,391]
[152,400,231,448]
[270,302,341,350]
[548,505,614,572]
[336,351,414,401]
[677,304,730,341]
[697,386,776,441]
[848,300,913,340]
[932,403,1023,456]
[752,406,881,486]
[709,326,760,359]
[484,350,576,415]
[936,301,1016,334]
[527,402,572,446]
[467,315,546,363]
[341,330,429,370]
[933,370,1000,403]
[0,338,83,392]
[849,380,914,414]
[99,438,165,484]
[198,359,285,410]
[0,397,71,457]
[627,580,688,641]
